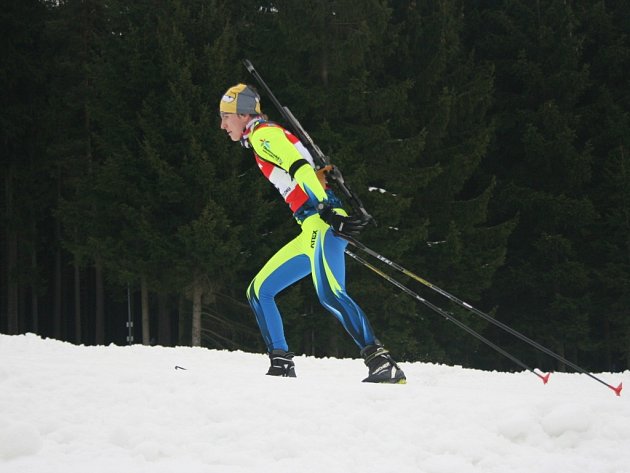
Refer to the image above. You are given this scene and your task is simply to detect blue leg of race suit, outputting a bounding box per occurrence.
[247,215,376,352]
[247,237,311,352]
[312,227,376,348]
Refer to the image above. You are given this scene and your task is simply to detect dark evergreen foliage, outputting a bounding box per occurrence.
[1,0,628,372]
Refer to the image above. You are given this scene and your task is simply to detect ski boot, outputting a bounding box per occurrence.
[266,349,297,377]
[360,344,406,384]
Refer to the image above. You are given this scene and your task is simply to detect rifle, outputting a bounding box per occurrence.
[242,59,375,225]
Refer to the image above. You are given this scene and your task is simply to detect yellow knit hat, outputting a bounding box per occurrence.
[219,83,262,115]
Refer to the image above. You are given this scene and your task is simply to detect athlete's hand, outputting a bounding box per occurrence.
[318,204,368,237]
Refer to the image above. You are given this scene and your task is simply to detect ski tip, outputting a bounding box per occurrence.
[611,382,622,397]
[174,365,187,371]
[540,372,551,385]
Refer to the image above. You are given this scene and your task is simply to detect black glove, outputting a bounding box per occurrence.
[317,204,368,237]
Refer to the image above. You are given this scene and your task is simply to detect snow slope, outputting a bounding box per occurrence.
[0,334,628,473]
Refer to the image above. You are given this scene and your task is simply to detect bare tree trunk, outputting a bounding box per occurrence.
[53,222,62,339]
[30,217,38,333]
[6,165,18,334]
[53,170,65,340]
[191,280,202,347]
[329,329,339,358]
[157,293,171,346]
[557,343,566,372]
[74,256,81,343]
[141,276,150,345]
[178,295,187,346]
[94,258,104,344]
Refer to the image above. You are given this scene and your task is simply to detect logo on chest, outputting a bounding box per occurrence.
[259,139,283,165]
[259,138,271,151]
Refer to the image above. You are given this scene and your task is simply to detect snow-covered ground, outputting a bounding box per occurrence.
[0,333,628,473]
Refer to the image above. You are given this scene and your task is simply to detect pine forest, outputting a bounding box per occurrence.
[2,0,629,373]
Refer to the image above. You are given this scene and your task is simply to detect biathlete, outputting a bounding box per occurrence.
[219,83,406,383]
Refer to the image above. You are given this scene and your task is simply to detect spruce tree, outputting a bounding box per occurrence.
[73,0,271,347]
[577,1,630,370]
[469,0,595,370]
[1,0,50,336]
[382,0,514,366]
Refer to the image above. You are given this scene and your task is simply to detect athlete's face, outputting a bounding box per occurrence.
[220,112,250,141]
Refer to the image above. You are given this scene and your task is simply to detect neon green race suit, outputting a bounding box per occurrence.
[242,118,376,352]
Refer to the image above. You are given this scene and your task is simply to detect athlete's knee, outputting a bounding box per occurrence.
[248,276,276,306]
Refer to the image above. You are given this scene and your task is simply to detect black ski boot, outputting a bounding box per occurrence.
[266,349,297,377]
[360,344,406,384]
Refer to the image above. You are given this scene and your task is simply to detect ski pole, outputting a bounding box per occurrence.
[345,249,550,384]
[345,237,623,396]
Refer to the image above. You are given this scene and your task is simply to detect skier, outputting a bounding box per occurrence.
[219,83,406,384]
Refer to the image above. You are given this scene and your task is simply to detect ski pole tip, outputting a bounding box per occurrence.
[540,372,551,384]
[611,382,622,397]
